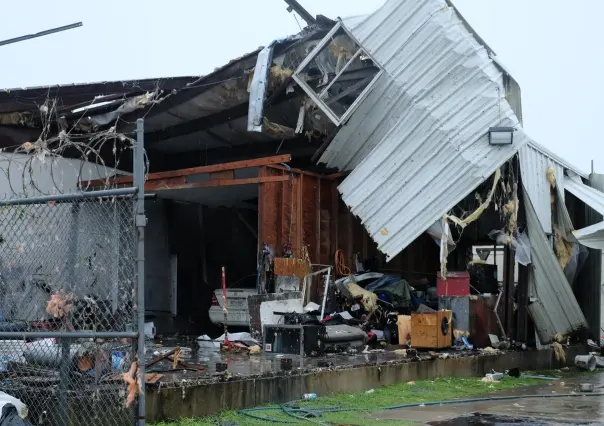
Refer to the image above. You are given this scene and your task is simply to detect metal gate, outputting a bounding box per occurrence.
[0,120,146,425]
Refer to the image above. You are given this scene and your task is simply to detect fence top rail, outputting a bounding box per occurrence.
[0,187,138,206]
[0,331,138,339]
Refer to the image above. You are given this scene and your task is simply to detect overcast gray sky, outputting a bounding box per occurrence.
[1,0,601,173]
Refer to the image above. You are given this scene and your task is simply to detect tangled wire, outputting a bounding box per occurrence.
[0,95,149,199]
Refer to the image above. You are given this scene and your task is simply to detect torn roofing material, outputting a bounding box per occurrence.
[523,186,587,343]
[573,222,604,250]
[565,178,604,217]
[317,0,529,260]
[566,175,604,249]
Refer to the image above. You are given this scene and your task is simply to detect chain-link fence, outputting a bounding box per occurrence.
[0,187,142,426]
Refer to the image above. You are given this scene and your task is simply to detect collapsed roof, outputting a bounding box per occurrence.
[0,0,596,343]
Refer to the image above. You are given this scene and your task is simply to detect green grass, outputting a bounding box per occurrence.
[153,369,586,426]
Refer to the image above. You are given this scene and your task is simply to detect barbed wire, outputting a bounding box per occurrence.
[0,93,150,199]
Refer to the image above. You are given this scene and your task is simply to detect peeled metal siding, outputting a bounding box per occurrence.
[319,0,528,260]
[524,188,587,343]
[565,178,604,217]
[518,143,565,234]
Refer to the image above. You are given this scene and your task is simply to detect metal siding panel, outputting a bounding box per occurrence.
[524,187,587,343]
[566,179,604,217]
[318,0,529,260]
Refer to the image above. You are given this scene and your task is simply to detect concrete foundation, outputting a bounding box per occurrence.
[145,346,584,422]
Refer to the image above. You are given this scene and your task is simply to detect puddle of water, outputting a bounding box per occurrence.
[430,414,599,425]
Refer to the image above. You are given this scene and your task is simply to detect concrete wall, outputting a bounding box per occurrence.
[0,153,122,198]
[0,155,130,322]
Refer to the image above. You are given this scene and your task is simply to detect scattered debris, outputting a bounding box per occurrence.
[575,354,596,371]
[45,290,74,319]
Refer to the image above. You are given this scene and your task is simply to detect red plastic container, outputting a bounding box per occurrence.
[437,271,470,296]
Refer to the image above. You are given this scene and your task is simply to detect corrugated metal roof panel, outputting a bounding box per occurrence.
[524,187,588,343]
[526,141,587,179]
[573,222,604,250]
[565,179,604,216]
[518,143,565,234]
[318,0,528,260]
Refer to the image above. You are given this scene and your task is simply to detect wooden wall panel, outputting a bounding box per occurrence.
[259,170,438,279]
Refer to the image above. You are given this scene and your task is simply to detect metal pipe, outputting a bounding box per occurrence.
[283,0,315,25]
[493,291,507,339]
[134,118,147,426]
[58,338,70,423]
[0,22,82,47]
[0,332,138,338]
[0,187,137,206]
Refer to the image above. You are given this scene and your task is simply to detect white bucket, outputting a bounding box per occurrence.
[575,354,597,371]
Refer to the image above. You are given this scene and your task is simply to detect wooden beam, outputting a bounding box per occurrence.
[146,175,289,192]
[83,154,291,187]
[266,164,326,179]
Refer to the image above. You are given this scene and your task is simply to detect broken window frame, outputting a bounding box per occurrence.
[292,20,384,126]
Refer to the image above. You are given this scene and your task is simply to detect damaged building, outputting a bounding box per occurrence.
[0,0,601,379]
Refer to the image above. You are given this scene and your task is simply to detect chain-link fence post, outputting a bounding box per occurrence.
[134,118,146,426]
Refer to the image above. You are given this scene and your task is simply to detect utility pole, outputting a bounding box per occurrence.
[284,0,316,26]
[0,22,82,47]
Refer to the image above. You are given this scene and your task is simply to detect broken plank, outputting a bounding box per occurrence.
[266,164,326,179]
[83,154,292,187]
[145,373,164,384]
[147,348,179,368]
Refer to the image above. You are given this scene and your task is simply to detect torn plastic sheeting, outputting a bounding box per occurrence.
[552,184,587,285]
[215,332,259,344]
[0,392,27,421]
[89,92,155,127]
[487,229,531,266]
[515,230,531,266]
[0,405,33,426]
[564,242,589,285]
[426,220,455,247]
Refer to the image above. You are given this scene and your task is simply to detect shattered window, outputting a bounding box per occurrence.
[293,22,383,125]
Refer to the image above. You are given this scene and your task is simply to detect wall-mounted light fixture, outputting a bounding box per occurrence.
[488,127,515,145]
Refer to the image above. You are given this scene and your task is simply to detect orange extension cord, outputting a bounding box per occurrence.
[334,249,351,277]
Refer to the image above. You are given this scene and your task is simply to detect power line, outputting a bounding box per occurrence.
[0,22,83,47]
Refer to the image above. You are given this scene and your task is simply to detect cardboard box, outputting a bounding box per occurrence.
[397,315,412,345]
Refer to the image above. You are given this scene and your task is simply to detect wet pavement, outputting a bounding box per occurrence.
[370,373,604,425]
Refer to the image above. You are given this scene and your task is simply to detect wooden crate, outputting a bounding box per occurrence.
[410,310,452,349]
